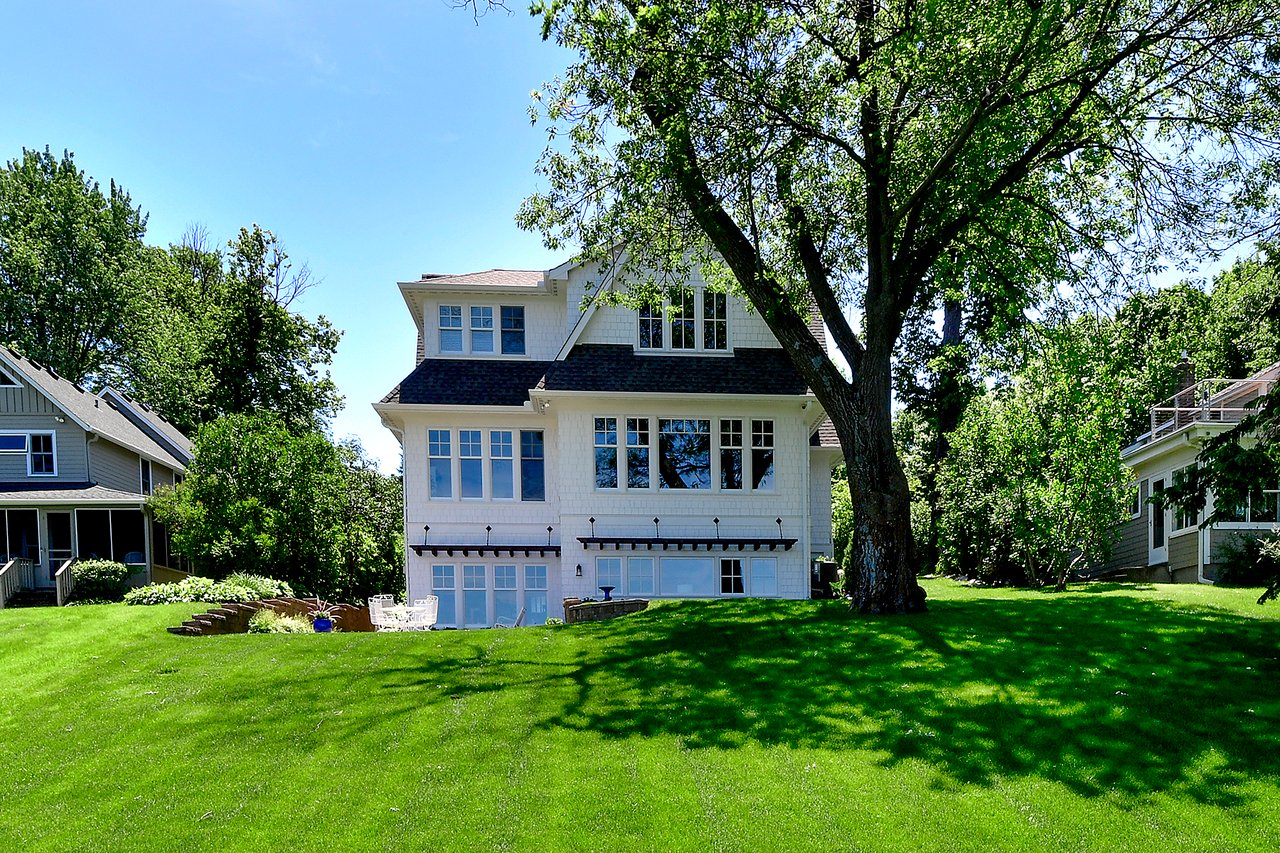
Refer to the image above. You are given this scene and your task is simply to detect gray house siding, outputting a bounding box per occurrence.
[0,382,59,415]
[1168,531,1199,582]
[0,419,90,482]
[90,440,144,494]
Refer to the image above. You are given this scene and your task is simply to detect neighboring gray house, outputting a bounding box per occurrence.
[0,347,192,605]
[1104,361,1280,583]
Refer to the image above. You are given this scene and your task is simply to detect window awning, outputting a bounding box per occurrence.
[577,536,797,552]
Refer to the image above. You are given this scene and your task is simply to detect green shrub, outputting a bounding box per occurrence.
[70,559,130,603]
[1217,534,1280,586]
[124,573,293,605]
[247,609,312,634]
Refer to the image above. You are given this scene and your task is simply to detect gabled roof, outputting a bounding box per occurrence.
[810,418,839,448]
[0,348,191,469]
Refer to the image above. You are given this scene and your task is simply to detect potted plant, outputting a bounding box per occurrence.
[309,603,337,633]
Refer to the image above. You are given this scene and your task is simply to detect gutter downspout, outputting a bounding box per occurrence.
[86,432,99,483]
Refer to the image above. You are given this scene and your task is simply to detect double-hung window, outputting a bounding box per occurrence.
[439,306,463,353]
[432,565,456,627]
[751,420,775,490]
[720,419,743,490]
[594,417,618,488]
[428,430,451,498]
[490,431,514,499]
[501,306,525,354]
[463,565,487,627]
[520,430,545,501]
[470,307,494,353]
[626,418,650,488]
[670,289,696,349]
[494,565,518,624]
[459,430,483,498]
[28,433,55,476]
[703,291,727,350]
[639,303,664,349]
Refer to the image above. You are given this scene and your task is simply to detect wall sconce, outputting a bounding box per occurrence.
[575,564,583,577]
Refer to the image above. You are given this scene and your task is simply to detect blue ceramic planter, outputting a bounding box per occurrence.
[313,617,334,633]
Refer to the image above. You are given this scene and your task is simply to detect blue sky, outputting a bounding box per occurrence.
[0,1,573,472]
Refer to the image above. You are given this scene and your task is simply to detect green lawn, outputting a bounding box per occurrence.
[1,580,1278,852]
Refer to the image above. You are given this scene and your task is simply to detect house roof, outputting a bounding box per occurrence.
[538,345,810,395]
[381,344,814,407]
[810,418,839,448]
[382,358,555,407]
[0,348,191,469]
[0,481,147,505]
[413,269,545,288]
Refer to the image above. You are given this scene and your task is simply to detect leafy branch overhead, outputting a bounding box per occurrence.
[512,0,1280,612]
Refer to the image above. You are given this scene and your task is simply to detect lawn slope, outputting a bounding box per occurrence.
[1,580,1278,852]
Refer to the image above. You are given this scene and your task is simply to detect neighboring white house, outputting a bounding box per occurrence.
[1105,360,1280,583]
[375,256,841,627]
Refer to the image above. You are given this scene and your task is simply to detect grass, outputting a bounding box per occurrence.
[1,579,1278,852]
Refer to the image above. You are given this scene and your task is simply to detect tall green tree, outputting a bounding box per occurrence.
[511,0,1280,612]
[150,414,403,601]
[0,147,147,382]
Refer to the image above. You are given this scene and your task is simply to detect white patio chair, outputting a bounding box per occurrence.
[368,595,397,632]
[407,597,439,631]
[495,607,526,629]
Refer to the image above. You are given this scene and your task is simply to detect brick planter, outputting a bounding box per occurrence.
[563,597,648,624]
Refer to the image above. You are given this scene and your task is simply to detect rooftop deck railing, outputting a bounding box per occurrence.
[1150,377,1276,438]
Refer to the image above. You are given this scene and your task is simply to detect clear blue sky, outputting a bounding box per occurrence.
[0,1,573,472]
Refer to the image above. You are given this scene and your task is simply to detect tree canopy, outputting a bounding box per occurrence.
[511,0,1280,611]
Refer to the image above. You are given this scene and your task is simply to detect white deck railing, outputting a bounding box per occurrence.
[1150,377,1276,438]
[0,558,35,609]
[54,558,77,607]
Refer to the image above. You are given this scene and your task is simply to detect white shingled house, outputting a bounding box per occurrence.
[375,256,841,627]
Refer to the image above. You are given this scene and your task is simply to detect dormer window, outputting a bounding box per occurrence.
[439,306,464,353]
[470,307,494,353]
[501,306,525,354]
[637,288,729,353]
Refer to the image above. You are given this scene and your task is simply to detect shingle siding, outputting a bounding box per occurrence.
[91,440,143,495]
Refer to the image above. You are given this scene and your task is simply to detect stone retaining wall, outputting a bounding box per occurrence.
[167,597,373,636]
[562,597,648,624]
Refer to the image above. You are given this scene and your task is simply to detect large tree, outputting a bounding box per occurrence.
[506,0,1280,612]
[0,147,147,382]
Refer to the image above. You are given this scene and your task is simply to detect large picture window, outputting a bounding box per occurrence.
[626,417,650,488]
[636,288,729,353]
[658,419,710,489]
[428,430,451,498]
[520,430,545,501]
[594,417,618,488]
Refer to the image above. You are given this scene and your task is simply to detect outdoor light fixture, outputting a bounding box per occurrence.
[576,564,583,577]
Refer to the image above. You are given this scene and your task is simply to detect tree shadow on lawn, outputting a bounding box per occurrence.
[541,596,1280,806]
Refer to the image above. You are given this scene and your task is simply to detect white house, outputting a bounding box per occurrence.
[374,256,841,627]
[1105,360,1280,583]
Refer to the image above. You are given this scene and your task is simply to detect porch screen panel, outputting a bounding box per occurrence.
[76,510,112,562]
[111,510,146,564]
[659,557,714,596]
[7,510,37,561]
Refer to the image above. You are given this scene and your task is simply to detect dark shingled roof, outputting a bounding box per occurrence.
[384,358,554,407]
[540,345,808,395]
[810,418,840,447]
[0,481,148,504]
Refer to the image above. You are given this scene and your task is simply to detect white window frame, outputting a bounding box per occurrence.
[592,413,778,494]
[1170,465,1198,535]
[27,432,56,477]
[428,429,452,500]
[719,557,746,596]
[490,430,515,501]
[594,417,619,490]
[458,429,484,500]
[635,287,731,354]
[438,305,464,354]
[140,459,153,496]
[500,305,526,355]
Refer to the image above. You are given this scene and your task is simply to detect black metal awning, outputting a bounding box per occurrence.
[409,544,562,558]
[577,537,797,552]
